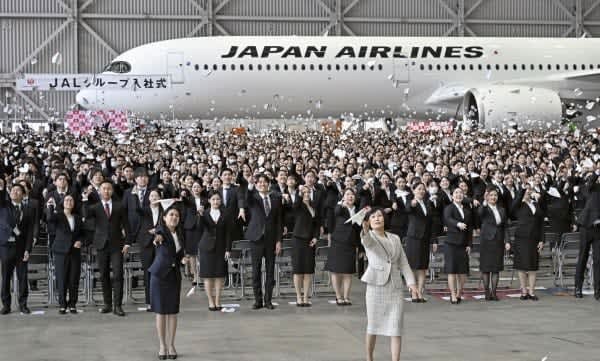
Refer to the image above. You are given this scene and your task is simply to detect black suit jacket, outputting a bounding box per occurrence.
[292,201,321,240]
[330,205,360,247]
[199,208,232,252]
[578,191,600,228]
[443,203,473,247]
[0,193,35,258]
[511,191,545,243]
[122,187,151,244]
[243,190,283,244]
[148,226,185,279]
[389,191,410,237]
[405,199,433,242]
[83,200,129,251]
[46,209,83,254]
[477,205,507,243]
[135,205,162,248]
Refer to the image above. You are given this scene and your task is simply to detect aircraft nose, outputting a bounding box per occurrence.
[76,90,94,110]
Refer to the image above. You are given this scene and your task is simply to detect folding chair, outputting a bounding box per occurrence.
[124,243,145,304]
[275,247,294,298]
[557,232,581,287]
[312,246,333,297]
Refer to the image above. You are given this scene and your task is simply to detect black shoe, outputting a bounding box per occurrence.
[99,306,112,314]
[70,308,78,314]
[113,306,125,316]
[146,305,152,312]
[520,294,529,300]
[575,288,583,298]
[419,298,427,303]
[19,305,31,314]
[529,294,539,301]
[59,308,67,315]
[209,306,218,311]
[265,303,276,310]
[450,297,458,305]
[490,294,500,301]
[456,297,462,304]
[335,299,344,306]
[0,307,10,315]
[411,298,419,303]
[344,300,352,306]
[252,302,263,310]
[167,354,177,360]
[158,354,167,360]
[297,302,304,307]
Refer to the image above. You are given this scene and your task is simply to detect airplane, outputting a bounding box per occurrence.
[75,36,600,130]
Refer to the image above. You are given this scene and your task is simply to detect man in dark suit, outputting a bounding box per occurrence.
[219,168,244,242]
[122,167,151,243]
[0,181,35,314]
[82,181,129,316]
[574,180,600,299]
[243,174,283,310]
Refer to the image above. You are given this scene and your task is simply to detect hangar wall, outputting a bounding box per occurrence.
[2,0,600,122]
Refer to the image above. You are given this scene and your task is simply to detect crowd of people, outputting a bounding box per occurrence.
[0,124,599,357]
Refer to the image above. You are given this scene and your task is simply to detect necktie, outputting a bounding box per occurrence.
[15,205,22,223]
[104,203,111,218]
[263,196,271,216]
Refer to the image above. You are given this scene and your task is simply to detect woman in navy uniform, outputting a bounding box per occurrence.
[325,188,361,305]
[477,187,510,301]
[149,206,186,360]
[46,194,83,314]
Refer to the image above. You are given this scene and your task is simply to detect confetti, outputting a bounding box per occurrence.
[51,52,62,65]
[30,57,38,65]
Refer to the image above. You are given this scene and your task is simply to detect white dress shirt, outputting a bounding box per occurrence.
[172,231,182,253]
[488,205,501,225]
[210,208,221,223]
[526,202,536,215]
[418,199,427,216]
[454,202,465,219]
[66,214,75,231]
[151,207,160,226]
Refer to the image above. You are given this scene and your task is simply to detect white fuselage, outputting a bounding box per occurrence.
[76,36,600,123]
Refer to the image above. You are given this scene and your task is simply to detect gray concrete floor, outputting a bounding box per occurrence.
[0,279,598,361]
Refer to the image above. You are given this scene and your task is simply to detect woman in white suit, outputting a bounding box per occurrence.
[361,207,417,361]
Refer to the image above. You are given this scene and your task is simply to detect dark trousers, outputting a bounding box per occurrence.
[0,245,29,307]
[96,248,124,307]
[54,250,81,308]
[575,227,600,291]
[250,239,276,304]
[140,246,155,305]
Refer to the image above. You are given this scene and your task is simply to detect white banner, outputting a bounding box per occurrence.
[16,74,171,91]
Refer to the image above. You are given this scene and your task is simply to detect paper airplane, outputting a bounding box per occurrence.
[153,198,178,209]
[546,187,561,198]
[345,207,368,225]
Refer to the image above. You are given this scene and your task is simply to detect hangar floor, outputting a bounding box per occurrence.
[0,279,598,361]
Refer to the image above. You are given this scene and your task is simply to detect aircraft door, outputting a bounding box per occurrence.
[393,58,410,84]
[167,52,185,84]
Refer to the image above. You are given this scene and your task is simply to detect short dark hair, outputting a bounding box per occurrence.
[134,167,148,178]
[220,168,233,176]
[256,174,270,184]
[364,207,385,227]
[11,183,26,194]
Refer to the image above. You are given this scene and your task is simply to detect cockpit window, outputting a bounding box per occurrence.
[103,61,131,73]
